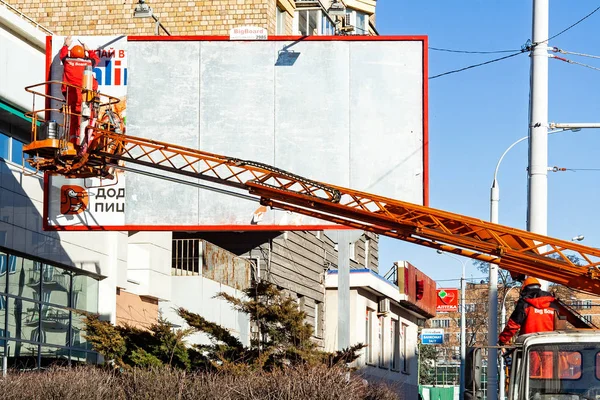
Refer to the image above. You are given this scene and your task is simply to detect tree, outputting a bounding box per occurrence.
[81,313,126,366]
[83,282,365,371]
[178,281,365,370]
[418,342,439,385]
[81,313,194,369]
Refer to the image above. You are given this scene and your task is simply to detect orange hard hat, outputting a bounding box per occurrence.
[522,277,540,290]
[71,45,85,58]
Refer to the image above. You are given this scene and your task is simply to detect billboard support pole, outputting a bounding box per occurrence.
[337,230,350,350]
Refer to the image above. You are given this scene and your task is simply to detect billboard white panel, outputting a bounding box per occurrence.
[44,36,428,231]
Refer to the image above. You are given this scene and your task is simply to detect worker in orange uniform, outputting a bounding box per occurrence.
[59,35,99,146]
[498,277,559,378]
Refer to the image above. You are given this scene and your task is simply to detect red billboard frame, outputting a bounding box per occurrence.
[43,35,428,231]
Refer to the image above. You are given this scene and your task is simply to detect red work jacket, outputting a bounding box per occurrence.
[498,290,557,345]
[59,45,100,93]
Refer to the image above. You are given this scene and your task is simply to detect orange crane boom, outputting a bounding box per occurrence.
[23,81,600,297]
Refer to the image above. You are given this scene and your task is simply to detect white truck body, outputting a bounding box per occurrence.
[507,330,600,400]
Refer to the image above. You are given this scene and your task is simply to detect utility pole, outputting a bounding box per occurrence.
[527,0,549,269]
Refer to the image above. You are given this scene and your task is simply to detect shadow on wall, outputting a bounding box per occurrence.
[0,158,74,267]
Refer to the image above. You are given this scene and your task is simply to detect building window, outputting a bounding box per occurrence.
[0,132,35,171]
[349,241,356,261]
[378,315,386,368]
[295,8,335,36]
[572,299,592,309]
[402,323,410,373]
[431,319,451,328]
[314,301,321,337]
[276,6,285,34]
[0,133,9,159]
[344,9,370,35]
[365,308,374,364]
[465,303,476,313]
[391,319,399,370]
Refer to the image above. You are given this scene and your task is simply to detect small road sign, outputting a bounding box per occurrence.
[421,328,444,344]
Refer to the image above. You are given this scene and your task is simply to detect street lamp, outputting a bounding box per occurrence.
[437,250,466,400]
[499,284,519,400]
[488,127,578,400]
[571,235,584,242]
[133,0,171,36]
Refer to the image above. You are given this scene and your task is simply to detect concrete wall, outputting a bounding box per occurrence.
[0,4,46,112]
[160,275,250,347]
[186,230,379,343]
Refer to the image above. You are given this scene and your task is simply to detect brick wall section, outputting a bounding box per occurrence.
[7,0,278,36]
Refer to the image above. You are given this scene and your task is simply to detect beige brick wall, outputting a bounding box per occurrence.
[8,0,278,36]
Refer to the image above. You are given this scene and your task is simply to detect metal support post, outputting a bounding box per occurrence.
[337,230,350,350]
[527,0,549,290]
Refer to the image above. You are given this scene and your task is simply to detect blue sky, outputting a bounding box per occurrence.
[374,2,600,287]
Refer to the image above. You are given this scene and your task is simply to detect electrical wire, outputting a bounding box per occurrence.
[537,5,600,45]
[551,54,600,72]
[429,51,525,80]
[551,47,600,60]
[429,47,520,54]
[429,5,600,79]
[564,168,600,172]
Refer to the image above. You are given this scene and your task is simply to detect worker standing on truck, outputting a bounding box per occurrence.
[498,277,559,378]
[59,35,99,146]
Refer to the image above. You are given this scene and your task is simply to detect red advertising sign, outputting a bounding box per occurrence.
[436,288,459,313]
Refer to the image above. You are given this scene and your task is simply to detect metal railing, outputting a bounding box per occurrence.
[172,239,201,276]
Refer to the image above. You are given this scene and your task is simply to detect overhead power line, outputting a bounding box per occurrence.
[552,46,600,60]
[551,54,600,73]
[538,5,600,45]
[429,51,525,80]
[429,47,520,54]
[429,5,600,80]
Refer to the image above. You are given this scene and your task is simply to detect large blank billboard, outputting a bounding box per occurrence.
[44,36,428,231]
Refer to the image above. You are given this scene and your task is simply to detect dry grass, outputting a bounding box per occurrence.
[0,365,399,400]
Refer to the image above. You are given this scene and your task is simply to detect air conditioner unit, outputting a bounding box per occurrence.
[378,298,390,315]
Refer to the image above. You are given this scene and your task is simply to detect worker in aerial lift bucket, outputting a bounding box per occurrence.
[498,277,559,378]
[59,35,99,147]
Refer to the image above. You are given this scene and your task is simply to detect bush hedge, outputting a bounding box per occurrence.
[0,365,399,400]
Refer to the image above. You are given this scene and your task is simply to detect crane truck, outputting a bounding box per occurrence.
[21,81,600,399]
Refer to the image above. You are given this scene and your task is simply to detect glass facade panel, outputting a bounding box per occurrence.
[42,305,70,346]
[0,252,7,292]
[0,250,99,369]
[9,257,38,299]
[0,133,9,159]
[10,138,23,165]
[71,312,92,350]
[9,299,40,342]
[42,264,70,307]
[72,273,98,313]
[40,345,69,368]
[9,340,38,370]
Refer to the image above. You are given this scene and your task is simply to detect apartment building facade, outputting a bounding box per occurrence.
[1,0,392,369]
